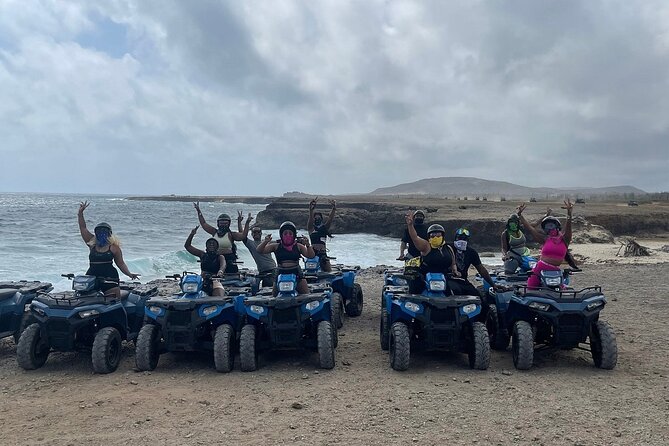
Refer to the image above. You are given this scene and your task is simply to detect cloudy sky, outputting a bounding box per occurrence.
[1,0,668,195]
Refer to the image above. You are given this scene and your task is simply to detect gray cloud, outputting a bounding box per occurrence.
[0,0,668,195]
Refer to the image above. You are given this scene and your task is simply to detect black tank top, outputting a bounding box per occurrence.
[89,247,114,264]
[421,246,453,275]
[200,253,221,274]
[310,226,328,248]
[275,243,301,265]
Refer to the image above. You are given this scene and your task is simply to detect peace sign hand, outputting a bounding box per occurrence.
[309,197,319,210]
[562,198,574,216]
[78,201,90,214]
[516,203,527,215]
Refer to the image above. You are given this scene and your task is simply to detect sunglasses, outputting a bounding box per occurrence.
[543,223,557,230]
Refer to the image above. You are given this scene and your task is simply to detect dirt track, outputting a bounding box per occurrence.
[1,263,668,446]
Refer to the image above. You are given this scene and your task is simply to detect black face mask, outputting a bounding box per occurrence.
[414,218,424,225]
[314,218,323,226]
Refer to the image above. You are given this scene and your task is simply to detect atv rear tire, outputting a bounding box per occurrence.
[17,323,49,370]
[590,320,617,370]
[239,324,257,372]
[486,304,510,351]
[92,327,122,374]
[135,324,160,371]
[317,321,335,369]
[468,322,491,370]
[344,283,364,317]
[331,292,344,329]
[389,322,410,371]
[380,306,389,351]
[214,324,235,373]
[512,321,534,370]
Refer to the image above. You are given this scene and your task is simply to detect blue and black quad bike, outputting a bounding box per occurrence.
[18,274,157,374]
[380,272,490,371]
[0,280,53,343]
[135,272,248,373]
[303,255,364,328]
[487,268,617,370]
[237,270,336,371]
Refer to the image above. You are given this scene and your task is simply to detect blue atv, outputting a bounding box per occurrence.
[380,272,490,371]
[0,280,53,343]
[136,272,248,372]
[18,274,157,374]
[238,270,336,371]
[488,269,617,370]
[303,255,364,328]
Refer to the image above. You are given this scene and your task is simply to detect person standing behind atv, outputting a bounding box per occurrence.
[449,228,498,295]
[237,213,277,287]
[193,202,246,274]
[77,201,140,298]
[256,221,315,295]
[517,199,574,289]
[307,197,336,272]
[405,213,459,294]
[398,210,428,260]
[184,226,226,296]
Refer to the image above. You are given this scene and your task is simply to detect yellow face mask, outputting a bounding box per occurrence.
[429,236,443,248]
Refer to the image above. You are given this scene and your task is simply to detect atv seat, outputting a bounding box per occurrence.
[118,290,130,300]
[0,288,17,302]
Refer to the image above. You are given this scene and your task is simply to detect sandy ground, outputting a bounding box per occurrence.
[1,243,668,446]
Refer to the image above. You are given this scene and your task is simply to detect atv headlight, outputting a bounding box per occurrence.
[428,280,446,291]
[544,277,562,287]
[404,302,422,313]
[529,302,550,311]
[148,306,162,315]
[461,304,478,314]
[394,277,408,286]
[305,260,319,270]
[586,301,604,311]
[201,305,219,316]
[182,282,200,294]
[278,281,295,292]
[305,301,320,311]
[250,305,265,314]
[78,309,100,318]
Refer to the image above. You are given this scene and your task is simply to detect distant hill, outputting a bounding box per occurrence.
[369,177,646,198]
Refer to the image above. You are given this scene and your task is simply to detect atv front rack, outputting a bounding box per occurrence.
[514,285,603,301]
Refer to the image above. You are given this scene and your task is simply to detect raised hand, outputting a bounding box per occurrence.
[328,199,337,209]
[193,201,201,212]
[562,198,574,216]
[263,234,273,243]
[190,225,199,235]
[545,207,553,216]
[78,201,90,214]
[309,197,319,210]
[405,212,414,226]
[247,213,253,222]
[516,203,527,215]
[237,210,244,222]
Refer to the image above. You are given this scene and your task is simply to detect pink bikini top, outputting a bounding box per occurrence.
[541,235,567,259]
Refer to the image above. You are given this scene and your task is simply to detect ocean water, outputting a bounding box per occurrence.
[0,193,502,291]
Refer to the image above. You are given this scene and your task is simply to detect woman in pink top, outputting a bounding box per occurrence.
[517,199,574,289]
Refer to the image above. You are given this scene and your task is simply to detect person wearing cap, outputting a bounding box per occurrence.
[517,199,574,289]
[449,227,499,296]
[256,221,314,294]
[184,226,226,296]
[399,210,428,260]
[193,202,247,273]
[77,201,140,298]
[307,197,336,272]
[237,213,277,287]
[404,212,458,294]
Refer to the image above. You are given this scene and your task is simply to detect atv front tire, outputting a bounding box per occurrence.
[92,327,122,374]
[390,322,410,371]
[486,304,510,351]
[317,321,335,369]
[468,322,491,370]
[590,320,617,370]
[214,324,235,373]
[331,292,344,329]
[512,321,534,370]
[17,323,49,370]
[135,324,160,371]
[345,283,364,317]
[380,306,389,351]
[239,324,257,372]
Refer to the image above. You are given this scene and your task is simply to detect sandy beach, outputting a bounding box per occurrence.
[1,236,668,446]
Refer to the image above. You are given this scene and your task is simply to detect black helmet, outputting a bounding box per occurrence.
[413,210,426,218]
[279,221,297,236]
[540,216,561,231]
[454,227,471,240]
[507,214,520,224]
[94,222,112,234]
[426,224,445,235]
[217,213,231,222]
[205,238,219,248]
